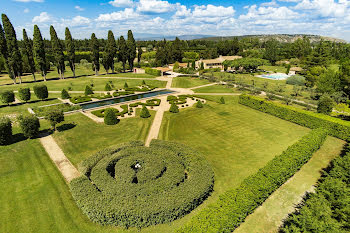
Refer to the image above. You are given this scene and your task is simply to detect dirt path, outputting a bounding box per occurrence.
[39,134,80,183]
[194,93,241,96]
[189,82,218,90]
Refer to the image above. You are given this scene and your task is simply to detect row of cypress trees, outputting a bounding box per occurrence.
[0,14,137,83]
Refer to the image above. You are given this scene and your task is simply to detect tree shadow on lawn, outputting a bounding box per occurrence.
[57,123,76,132]
[0,98,58,109]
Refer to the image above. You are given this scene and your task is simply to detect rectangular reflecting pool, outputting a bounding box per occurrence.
[79,89,175,110]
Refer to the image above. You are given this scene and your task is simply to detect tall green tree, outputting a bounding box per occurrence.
[65,27,75,78]
[264,39,279,65]
[90,33,100,75]
[127,30,136,71]
[22,29,36,81]
[103,30,116,73]
[33,25,47,81]
[0,23,12,81]
[137,46,143,65]
[118,36,128,72]
[1,14,22,83]
[172,37,183,62]
[50,25,65,79]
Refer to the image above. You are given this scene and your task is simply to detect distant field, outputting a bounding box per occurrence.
[171,76,210,88]
[97,73,157,79]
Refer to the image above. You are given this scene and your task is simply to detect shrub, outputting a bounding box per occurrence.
[145,67,161,76]
[142,80,146,85]
[104,108,118,125]
[170,103,179,113]
[140,106,151,118]
[17,114,40,138]
[61,89,70,99]
[196,100,203,108]
[0,90,15,105]
[45,109,64,131]
[286,75,306,86]
[104,83,112,91]
[124,82,128,89]
[220,97,225,104]
[239,95,350,140]
[70,140,214,228]
[178,128,327,233]
[84,85,94,95]
[0,117,12,145]
[317,94,334,115]
[18,88,31,102]
[33,85,48,100]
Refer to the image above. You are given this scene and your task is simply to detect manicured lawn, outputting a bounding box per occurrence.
[52,110,155,166]
[193,84,237,93]
[171,76,210,88]
[97,73,157,78]
[235,136,345,233]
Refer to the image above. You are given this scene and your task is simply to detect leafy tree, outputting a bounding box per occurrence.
[104,108,118,125]
[292,36,311,59]
[22,29,36,81]
[196,100,203,108]
[170,103,179,113]
[264,39,279,65]
[127,30,136,70]
[220,97,225,104]
[316,69,341,94]
[50,25,65,79]
[17,114,40,138]
[286,64,291,75]
[61,89,70,99]
[172,37,184,62]
[0,90,14,105]
[305,66,326,87]
[45,109,64,131]
[2,14,22,83]
[306,40,330,67]
[200,62,204,70]
[124,82,128,89]
[137,46,143,64]
[140,105,151,118]
[85,85,94,95]
[103,30,116,73]
[65,27,75,78]
[33,85,48,100]
[0,116,12,145]
[104,83,112,91]
[90,33,100,75]
[33,25,47,81]
[317,94,334,115]
[118,36,128,72]
[18,88,31,102]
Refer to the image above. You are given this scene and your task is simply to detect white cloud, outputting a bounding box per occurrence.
[294,0,348,17]
[23,8,29,13]
[13,0,44,2]
[192,5,235,18]
[75,6,85,11]
[136,0,175,13]
[32,12,52,23]
[239,5,299,21]
[109,0,134,7]
[96,8,141,21]
[69,16,90,26]
[261,0,279,7]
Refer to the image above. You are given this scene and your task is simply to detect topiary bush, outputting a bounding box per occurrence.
[17,114,40,138]
[104,83,112,91]
[61,89,70,99]
[104,108,119,125]
[70,140,214,228]
[140,106,151,118]
[196,100,203,108]
[170,103,179,113]
[220,97,225,104]
[0,90,15,105]
[85,85,94,95]
[33,85,48,100]
[18,88,31,102]
[0,117,12,145]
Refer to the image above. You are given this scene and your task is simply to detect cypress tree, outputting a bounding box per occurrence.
[50,25,65,79]
[172,37,183,63]
[65,27,75,78]
[169,103,179,113]
[33,25,47,81]
[196,100,203,108]
[0,23,12,82]
[90,33,100,75]
[118,36,128,72]
[1,14,22,84]
[61,89,70,99]
[220,97,225,104]
[137,46,143,64]
[104,30,116,73]
[22,29,36,81]
[140,105,151,118]
[127,30,136,71]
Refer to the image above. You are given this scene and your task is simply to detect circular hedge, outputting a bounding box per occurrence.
[70,140,214,228]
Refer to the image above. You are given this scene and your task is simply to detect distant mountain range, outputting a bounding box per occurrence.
[135,33,347,43]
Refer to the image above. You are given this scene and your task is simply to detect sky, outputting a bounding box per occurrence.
[2,0,350,41]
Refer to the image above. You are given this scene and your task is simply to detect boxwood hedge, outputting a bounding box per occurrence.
[129,99,161,108]
[70,96,92,104]
[239,95,350,141]
[70,140,214,228]
[91,105,129,118]
[178,128,327,233]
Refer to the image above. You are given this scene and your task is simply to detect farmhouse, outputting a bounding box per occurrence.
[195,55,242,70]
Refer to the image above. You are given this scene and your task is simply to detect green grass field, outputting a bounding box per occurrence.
[171,76,210,88]
[97,73,157,79]
[193,84,237,93]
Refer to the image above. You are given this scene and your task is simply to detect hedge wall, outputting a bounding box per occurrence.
[239,95,350,141]
[70,96,92,104]
[91,105,129,118]
[178,128,327,233]
[145,68,161,76]
[70,140,214,228]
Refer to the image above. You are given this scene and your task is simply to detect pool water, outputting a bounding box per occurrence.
[80,89,175,110]
[261,73,290,80]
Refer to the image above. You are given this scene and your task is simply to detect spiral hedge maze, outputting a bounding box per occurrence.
[70,140,214,228]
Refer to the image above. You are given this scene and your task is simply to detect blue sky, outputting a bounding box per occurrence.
[2,0,350,41]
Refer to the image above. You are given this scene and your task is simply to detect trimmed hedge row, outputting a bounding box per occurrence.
[113,91,135,97]
[239,95,350,141]
[145,67,161,76]
[178,128,328,233]
[129,99,161,108]
[70,96,92,104]
[91,105,129,118]
[167,95,194,105]
[70,140,214,228]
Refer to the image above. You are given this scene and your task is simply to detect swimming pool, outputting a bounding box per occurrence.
[261,73,290,80]
[79,89,175,110]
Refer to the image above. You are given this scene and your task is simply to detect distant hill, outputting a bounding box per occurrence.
[196,34,347,43]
